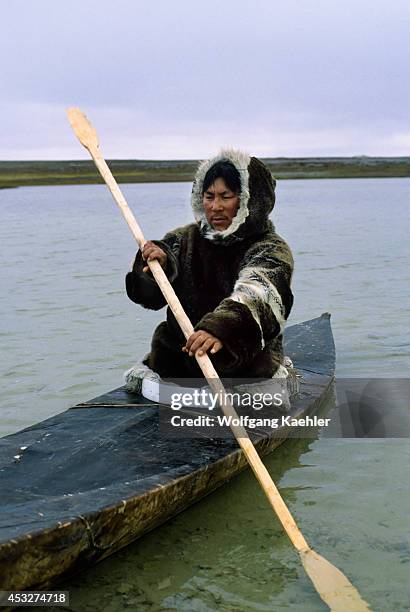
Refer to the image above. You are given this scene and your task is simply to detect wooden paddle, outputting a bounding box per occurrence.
[67,107,370,611]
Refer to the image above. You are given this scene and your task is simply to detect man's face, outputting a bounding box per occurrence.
[203,178,240,231]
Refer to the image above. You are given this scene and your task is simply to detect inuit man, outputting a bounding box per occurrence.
[125,150,294,385]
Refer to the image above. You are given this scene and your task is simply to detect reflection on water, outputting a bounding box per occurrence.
[64,438,324,612]
[1,179,409,610]
[53,436,410,612]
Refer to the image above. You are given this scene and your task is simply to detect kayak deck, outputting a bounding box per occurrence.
[0,313,335,591]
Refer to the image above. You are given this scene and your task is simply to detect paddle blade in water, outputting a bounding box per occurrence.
[67,107,99,152]
[300,549,370,611]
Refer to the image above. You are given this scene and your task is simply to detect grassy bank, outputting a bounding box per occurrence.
[1,157,409,188]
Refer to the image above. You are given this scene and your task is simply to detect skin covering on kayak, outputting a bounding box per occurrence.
[0,314,335,592]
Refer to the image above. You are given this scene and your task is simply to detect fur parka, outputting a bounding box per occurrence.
[126,150,294,379]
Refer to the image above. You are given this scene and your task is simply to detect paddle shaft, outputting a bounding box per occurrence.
[67,108,371,611]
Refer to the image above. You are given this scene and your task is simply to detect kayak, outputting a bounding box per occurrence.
[0,313,335,591]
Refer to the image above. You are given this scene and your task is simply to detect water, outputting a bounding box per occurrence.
[1,179,409,610]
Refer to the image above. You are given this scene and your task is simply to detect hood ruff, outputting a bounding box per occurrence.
[191,148,251,244]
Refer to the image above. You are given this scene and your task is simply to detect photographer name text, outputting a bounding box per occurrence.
[169,414,330,429]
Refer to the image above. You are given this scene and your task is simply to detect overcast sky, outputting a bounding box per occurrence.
[1,0,409,159]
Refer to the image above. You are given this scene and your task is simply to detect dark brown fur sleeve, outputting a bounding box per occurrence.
[125,238,179,311]
[194,299,263,370]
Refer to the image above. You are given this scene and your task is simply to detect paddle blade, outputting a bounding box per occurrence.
[300,549,370,611]
[67,107,99,152]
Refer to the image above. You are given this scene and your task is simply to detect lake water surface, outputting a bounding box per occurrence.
[1,179,409,610]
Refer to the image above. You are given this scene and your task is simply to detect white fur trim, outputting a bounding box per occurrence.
[230,266,286,341]
[124,360,160,393]
[272,364,289,379]
[191,148,251,240]
[230,293,265,350]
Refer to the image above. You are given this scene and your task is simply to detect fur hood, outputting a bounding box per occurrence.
[191,149,276,245]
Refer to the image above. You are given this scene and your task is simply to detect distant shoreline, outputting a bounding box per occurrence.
[1,157,409,188]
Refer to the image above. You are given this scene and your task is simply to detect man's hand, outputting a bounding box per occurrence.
[183,330,223,357]
[142,241,167,273]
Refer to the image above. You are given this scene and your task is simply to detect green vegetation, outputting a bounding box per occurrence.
[0,157,409,189]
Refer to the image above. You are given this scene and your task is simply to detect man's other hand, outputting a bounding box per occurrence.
[183,330,223,357]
